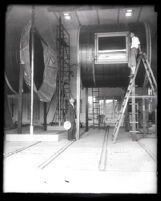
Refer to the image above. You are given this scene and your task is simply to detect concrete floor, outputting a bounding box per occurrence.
[3,128,157,193]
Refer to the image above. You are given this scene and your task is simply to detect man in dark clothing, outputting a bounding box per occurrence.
[66,97,76,140]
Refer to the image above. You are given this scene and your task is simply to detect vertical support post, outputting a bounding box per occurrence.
[85,88,88,132]
[11,96,14,117]
[155,108,157,134]
[17,65,24,134]
[142,98,147,135]
[103,98,106,127]
[131,81,137,140]
[30,6,35,135]
[58,17,61,126]
[76,27,80,140]
[113,97,115,119]
[43,102,47,131]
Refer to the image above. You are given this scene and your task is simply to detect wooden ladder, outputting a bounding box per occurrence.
[112,53,157,143]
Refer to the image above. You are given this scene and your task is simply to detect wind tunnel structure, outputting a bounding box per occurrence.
[79,23,157,88]
[4,7,59,129]
[5,17,58,102]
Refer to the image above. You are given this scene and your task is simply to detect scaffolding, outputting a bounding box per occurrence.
[92,88,100,128]
[46,17,71,126]
[54,17,71,125]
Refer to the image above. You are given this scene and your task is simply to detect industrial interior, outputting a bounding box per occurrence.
[4,5,157,193]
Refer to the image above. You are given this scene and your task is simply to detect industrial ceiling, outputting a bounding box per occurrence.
[6,5,157,30]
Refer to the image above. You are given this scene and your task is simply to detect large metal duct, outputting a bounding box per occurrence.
[79,23,153,88]
[5,12,58,102]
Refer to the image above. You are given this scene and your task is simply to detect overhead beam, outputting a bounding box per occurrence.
[96,8,100,25]
[129,95,157,99]
[137,6,143,22]
[75,11,81,27]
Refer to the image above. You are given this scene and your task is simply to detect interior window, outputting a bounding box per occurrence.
[95,32,128,64]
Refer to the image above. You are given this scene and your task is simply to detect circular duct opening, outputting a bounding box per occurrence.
[29,30,45,90]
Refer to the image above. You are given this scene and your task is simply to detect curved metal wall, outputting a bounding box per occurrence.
[5,19,58,102]
[79,23,149,88]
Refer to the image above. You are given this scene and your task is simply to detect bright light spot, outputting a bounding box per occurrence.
[88,96,93,104]
[126,9,132,12]
[106,100,113,104]
[64,15,71,20]
[64,12,69,16]
[125,12,132,17]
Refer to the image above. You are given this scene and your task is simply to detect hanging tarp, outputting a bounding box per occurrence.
[20,21,58,102]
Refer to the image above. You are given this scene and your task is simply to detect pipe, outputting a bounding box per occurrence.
[58,17,61,126]
[76,26,81,140]
[85,88,88,131]
[30,6,35,135]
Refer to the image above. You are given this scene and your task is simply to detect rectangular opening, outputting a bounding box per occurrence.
[95,32,129,64]
[98,36,126,51]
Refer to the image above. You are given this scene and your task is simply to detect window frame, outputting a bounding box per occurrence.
[94,31,129,64]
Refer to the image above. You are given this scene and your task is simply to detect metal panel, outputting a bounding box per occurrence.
[77,10,98,25]
[79,23,147,88]
[61,11,79,30]
[139,6,157,24]
[98,8,118,24]
[119,7,141,24]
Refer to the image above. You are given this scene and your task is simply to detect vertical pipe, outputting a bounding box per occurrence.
[17,65,24,134]
[76,27,81,140]
[85,88,88,132]
[30,6,35,135]
[155,108,157,134]
[103,98,106,127]
[11,96,14,117]
[113,97,115,119]
[58,17,61,126]
[142,98,146,135]
[43,102,47,131]
[131,81,137,140]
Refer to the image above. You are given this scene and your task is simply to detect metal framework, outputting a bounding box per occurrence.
[112,53,157,143]
[53,17,71,125]
[92,88,100,128]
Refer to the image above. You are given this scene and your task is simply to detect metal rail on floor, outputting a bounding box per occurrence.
[4,141,41,158]
[38,140,76,169]
[98,126,110,171]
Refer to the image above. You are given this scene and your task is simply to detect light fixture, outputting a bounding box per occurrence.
[64,15,71,20]
[125,9,133,17]
[64,12,71,20]
[64,12,69,16]
[125,12,132,17]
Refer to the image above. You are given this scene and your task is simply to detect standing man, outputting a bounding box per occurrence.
[66,97,76,140]
[129,32,142,77]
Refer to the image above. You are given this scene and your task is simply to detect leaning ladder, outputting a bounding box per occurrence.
[112,53,157,143]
